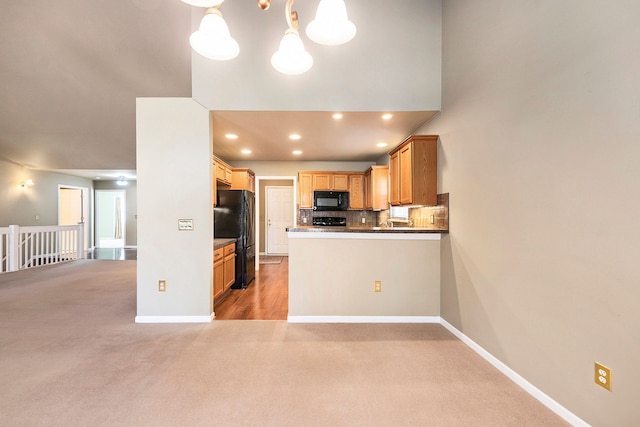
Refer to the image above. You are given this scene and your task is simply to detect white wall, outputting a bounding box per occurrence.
[420,2,640,425]
[136,98,213,321]
[192,0,442,112]
[94,180,138,246]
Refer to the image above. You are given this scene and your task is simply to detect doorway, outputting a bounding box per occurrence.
[58,186,89,251]
[95,190,126,248]
[265,186,293,255]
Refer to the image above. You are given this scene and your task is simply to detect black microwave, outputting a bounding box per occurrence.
[313,191,349,211]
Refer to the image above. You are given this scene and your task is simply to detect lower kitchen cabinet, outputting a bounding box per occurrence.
[213,248,224,300]
[214,242,236,301]
[223,243,236,291]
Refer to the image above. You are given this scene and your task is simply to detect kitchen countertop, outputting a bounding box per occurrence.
[286,226,447,234]
[214,238,237,250]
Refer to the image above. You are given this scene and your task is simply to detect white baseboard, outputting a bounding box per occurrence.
[135,314,214,323]
[439,319,589,427]
[287,315,441,323]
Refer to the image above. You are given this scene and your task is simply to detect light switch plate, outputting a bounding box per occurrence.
[178,219,194,230]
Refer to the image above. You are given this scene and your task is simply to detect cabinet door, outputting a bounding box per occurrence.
[332,174,349,191]
[399,143,413,205]
[313,173,331,190]
[370,166,389,210]
[364,170,372,210]
[299,173,313,209]
[348,174,364,210]
[224,253,235,290]
[216,163,227,182]
[212,162,217,207]
[390,151,400,205]
[213,248,224,300]
[225,167,233,185]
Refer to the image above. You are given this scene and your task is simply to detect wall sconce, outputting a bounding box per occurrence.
[115,176,128,186]
[20,179,34,188]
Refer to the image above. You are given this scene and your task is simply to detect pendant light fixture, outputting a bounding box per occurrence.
[183,0,356,75]
[306,0,356,46]
[271,0,313,75]
[189,2,239,61]
[180,0,224,7]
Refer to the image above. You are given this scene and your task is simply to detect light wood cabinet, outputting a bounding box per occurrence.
[214,157,233,186]
[299,173,313,209]
[213,247,224,300]
[230,169,255,192]
[313,173,331,190]
[365,166,389,211]
[212,160,217,207]
[214,243,235,301]
[311,173,349,191]
[332,174,349,191]
[389,135,438,206]
[348,174,364,210]
[223,243,235,291]
[389,151,400,205]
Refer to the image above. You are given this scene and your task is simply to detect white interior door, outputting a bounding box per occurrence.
[95,190,126,248]
[266,186,293,255]
[59,186,88,251]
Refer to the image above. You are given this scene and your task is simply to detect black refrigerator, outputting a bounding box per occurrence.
[214,190,255,289]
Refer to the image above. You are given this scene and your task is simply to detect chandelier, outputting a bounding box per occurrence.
[182,0,357,75]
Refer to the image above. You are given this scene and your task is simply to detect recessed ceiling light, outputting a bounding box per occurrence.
[381,113,393,120]
[332,113,343,119]
[225,133,238,139]
[95,176,101,180]
[289,133,301,140]
[377,142,388,148]
[241,149,252,155]
[292,150,303,155]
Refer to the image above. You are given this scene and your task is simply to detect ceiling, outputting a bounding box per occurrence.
[0,1,438,180]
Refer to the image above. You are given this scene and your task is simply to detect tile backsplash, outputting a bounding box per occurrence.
[296,193,449,231]
[298,209,379,227]
[378,193,449,231]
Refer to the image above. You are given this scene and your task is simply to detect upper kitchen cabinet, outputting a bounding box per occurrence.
[348,173,365,210]
[313,173,348,191]
[214,157,233,186]
[230,169,255,192]
[389,135,438,207]
[299,173,313,209]
[365,166,389,211]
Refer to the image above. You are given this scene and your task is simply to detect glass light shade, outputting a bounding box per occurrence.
[189,8,239,61]
[271,29,313,75]
[180,0,224,7]
[305,0,356,46]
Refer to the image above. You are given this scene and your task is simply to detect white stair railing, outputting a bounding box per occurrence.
[0,224,85,273]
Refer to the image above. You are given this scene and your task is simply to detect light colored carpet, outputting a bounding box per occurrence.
[0,260,568,426]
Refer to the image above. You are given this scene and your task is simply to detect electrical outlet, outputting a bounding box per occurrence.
[430,215,435,224]
[595,362,612,391]
[361,217,366,224]
[374,280,382,292]
[302,217,307,224]
[158,280,166,292]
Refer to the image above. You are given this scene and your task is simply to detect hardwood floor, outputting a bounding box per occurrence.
[214,256,288,320]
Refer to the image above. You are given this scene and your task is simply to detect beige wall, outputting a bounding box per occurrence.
[419,2,640,425]
[193,0,442,112]
[136,98,213,320]
[0,160,93,238]
[288,236,440,317]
